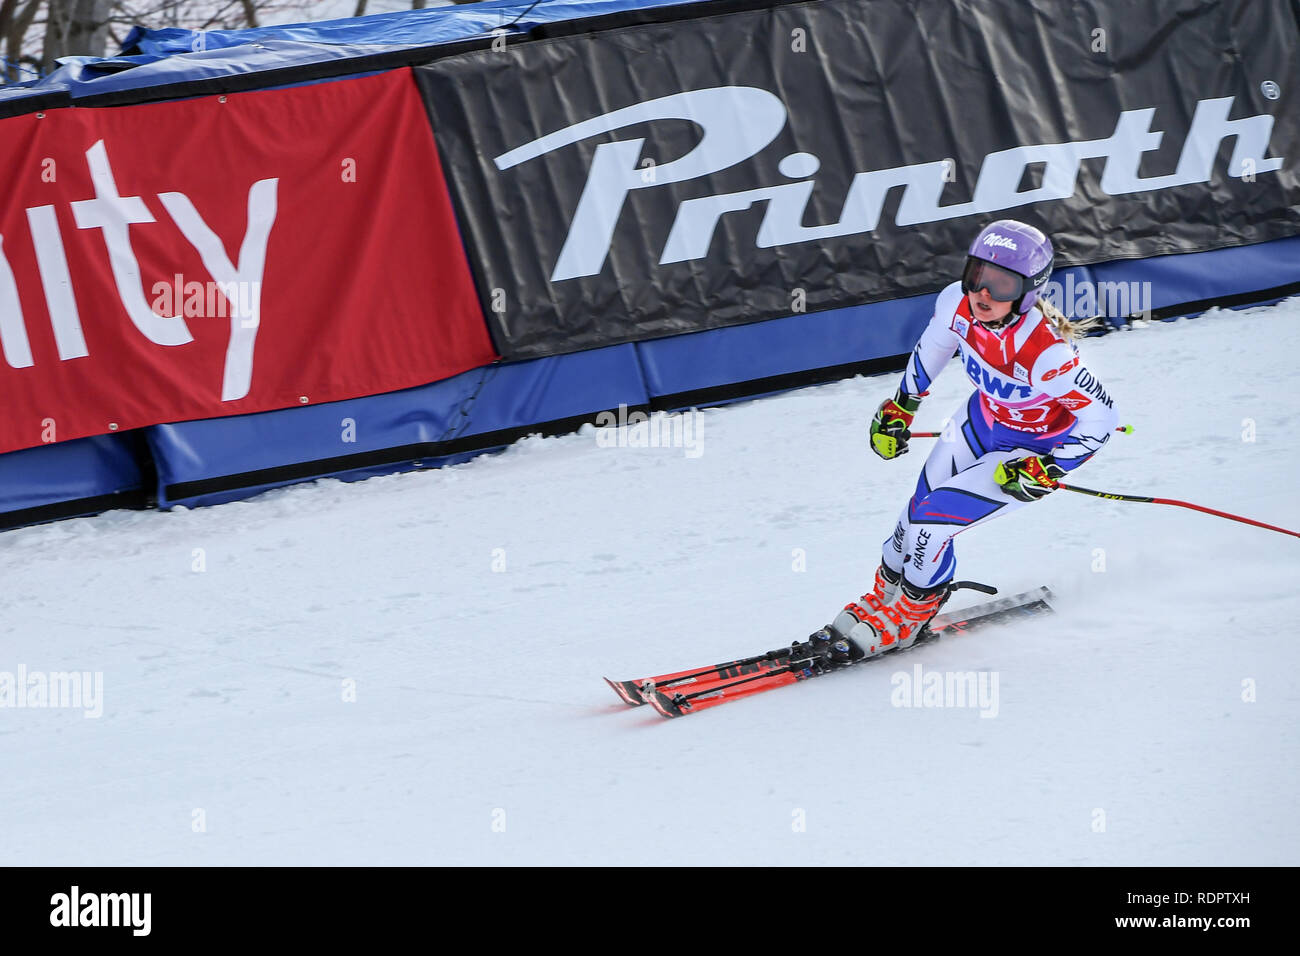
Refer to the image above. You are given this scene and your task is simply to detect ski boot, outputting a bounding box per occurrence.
[832,579,949,658]
[872,562,903,605]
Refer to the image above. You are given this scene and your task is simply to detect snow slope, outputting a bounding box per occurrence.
[3,301,1298,866]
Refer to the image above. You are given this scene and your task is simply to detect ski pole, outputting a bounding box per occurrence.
[1051,482,1300,539]
[910,427,1299,540]
[910,425,1135,439]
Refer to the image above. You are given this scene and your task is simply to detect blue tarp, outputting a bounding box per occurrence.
[121,0,698,56]
[0,0,698,107]
[0,42,394,101]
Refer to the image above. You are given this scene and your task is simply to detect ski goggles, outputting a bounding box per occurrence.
[960,257,1027,303]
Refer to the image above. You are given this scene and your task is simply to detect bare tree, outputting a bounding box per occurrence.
[2,0,43,82]
[42,0,113,72]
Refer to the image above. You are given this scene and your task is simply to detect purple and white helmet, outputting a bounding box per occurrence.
[962,219,1055,315]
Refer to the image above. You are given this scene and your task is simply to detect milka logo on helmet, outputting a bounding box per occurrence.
[982,234,1018,250]
[493,90,1282,282]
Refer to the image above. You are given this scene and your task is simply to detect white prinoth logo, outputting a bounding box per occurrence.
[982,233,1017,250]
[493,89,1282,282]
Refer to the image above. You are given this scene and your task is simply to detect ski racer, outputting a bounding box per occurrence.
[819,219,1120,662]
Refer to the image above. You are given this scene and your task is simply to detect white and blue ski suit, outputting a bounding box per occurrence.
[886,282,1120,590]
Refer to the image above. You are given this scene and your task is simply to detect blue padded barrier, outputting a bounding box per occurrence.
[5,240,1297,523]
[146,344,648,509]
[0,434,148,530]
[1088,236,1300,315]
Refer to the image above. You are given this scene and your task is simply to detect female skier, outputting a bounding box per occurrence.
[820,219,1119,663]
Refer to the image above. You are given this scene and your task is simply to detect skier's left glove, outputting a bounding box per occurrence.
[870,389,923,460]
[994,454,1066,502]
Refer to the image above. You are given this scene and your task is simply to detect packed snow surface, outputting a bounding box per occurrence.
[3,301,1298,865]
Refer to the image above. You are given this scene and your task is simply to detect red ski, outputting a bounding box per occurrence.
[643,665,803,717]
[608,586,1053,718]
[603,652,791,706]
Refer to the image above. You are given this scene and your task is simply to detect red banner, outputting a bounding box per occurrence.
[0,69,496,455]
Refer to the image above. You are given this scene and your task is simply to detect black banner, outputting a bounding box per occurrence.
[417,0,1300,359]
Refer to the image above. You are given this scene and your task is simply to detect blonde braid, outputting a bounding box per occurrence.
[1038,296,1102,341]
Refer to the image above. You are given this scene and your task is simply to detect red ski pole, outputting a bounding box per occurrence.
[910,425,1135,439]
[1050,482,1300,539]
[910,426,1299,540]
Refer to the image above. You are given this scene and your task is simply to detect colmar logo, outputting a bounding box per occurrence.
[983,234,1018,250]
[1072,368,1114,408]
